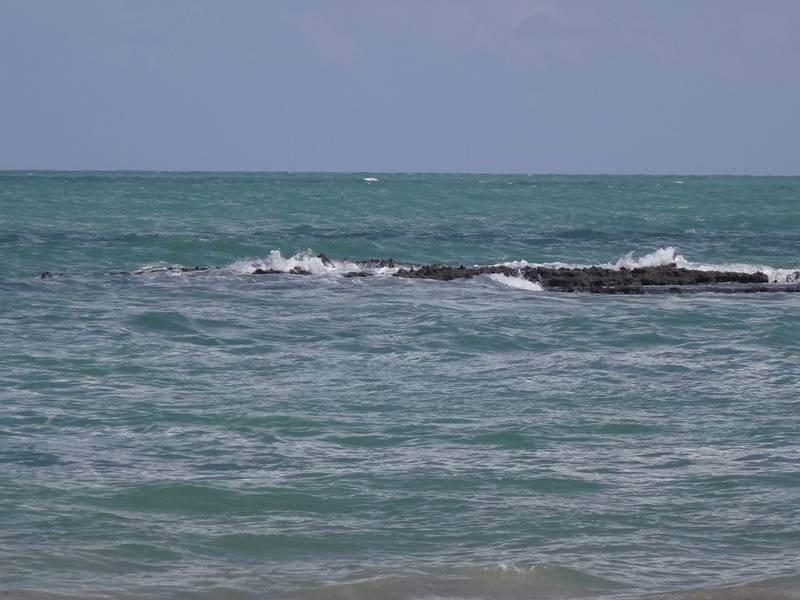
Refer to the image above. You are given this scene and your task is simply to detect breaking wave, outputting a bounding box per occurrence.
[226,249,405,276]
[488,273,545,292]
[610,246,687,269]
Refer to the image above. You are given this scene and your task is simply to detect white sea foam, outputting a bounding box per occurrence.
[487,273,543,292]
[607,246,688,269]
[497,258,586,270]
[227,249,357,275]
[495,247,690,272]
[362,177,379,183]
[226,250,403,277]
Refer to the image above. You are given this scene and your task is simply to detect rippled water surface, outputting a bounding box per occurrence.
[1,173,799,599]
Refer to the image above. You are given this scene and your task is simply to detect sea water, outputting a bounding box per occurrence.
[1,172,799,599]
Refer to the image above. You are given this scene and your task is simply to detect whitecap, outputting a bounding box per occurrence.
[226,249,404,277]
[607,246,688,269]
[227,249,357,276]
[487,273,543,292]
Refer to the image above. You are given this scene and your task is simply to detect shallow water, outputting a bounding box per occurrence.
[1,173,799,599]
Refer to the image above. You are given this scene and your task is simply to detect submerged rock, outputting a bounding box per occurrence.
[395,264,517,281]
[124,265,215,275]
[253,268,285,275]
[357,258,400,269]
[250,266,311,275]
[342,271,373,277]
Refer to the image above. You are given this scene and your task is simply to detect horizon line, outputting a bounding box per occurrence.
[1,169,798,177]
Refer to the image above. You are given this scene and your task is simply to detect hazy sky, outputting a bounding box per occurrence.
[1,0,798,173]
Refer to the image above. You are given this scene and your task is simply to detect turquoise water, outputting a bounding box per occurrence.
[1,172,800,599]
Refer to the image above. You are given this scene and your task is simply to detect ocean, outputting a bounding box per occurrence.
[1,172,799,600]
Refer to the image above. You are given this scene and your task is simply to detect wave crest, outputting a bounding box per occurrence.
[488,273,544,292]
[227,250,400,276]
[610,246,688,269]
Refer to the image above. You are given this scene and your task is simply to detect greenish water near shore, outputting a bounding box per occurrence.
[1,172,799,599]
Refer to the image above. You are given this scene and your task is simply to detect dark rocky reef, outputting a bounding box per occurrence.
[357,258,399,269]
[342,271,373,278]
[395,264,516,281]
[43,257,795,294]
[394,263,771,294]
[528,264,767,293]
[253,268,285,275]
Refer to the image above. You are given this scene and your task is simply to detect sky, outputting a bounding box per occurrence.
[1,0,798,174]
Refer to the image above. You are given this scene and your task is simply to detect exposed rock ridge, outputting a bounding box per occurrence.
[392,263,769,293]
[41,255,797,293]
